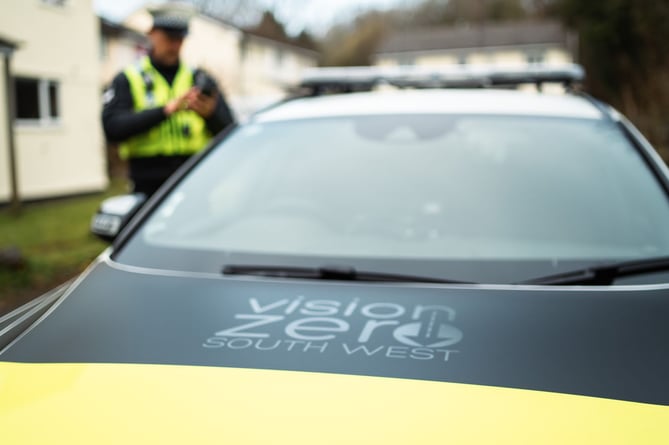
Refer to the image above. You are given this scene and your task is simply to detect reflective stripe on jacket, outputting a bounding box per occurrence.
[120,56,210,159]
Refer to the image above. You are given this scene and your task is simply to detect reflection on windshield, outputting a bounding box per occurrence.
[125,114,669,277]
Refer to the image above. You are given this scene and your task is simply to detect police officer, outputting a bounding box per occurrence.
[102,3,235,196]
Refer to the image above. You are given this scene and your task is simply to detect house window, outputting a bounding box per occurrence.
[398,55,415,66]
[15,77,60,124]
[275,49,284,67]
[41,0,67,6]
[527,52,545,65]
[100,36,109,61]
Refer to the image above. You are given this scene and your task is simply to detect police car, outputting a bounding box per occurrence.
[1,65,668,443]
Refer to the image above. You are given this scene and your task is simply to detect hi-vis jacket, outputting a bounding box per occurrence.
[120,56,210,159]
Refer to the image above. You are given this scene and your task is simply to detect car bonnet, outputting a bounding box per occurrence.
[0,259,668,443]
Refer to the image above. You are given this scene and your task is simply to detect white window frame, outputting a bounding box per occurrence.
[40,0,68,7]
[274,48,285,68]
[527,51,545,66]
[398,55,415,66]
[15,77,61,127]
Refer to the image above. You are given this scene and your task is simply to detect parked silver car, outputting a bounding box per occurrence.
[2,65,667,444]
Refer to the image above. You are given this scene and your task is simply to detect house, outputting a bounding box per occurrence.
[0,0,107,203]
[237,30,320,117]
[0,34,20,207]
[374,21,577,68]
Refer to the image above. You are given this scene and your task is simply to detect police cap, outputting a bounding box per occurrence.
[148,2,195,38]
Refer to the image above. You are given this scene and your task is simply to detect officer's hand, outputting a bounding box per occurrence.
[186,88,217,119]
[164,92,189,116]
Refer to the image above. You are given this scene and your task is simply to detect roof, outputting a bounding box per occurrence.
[99,18,148,44]
[0,32,20,55]
[376,20,571,55]
[252,89,603,123]
[241,30,320,58]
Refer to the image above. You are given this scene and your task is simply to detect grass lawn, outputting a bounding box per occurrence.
[0,179,129,315]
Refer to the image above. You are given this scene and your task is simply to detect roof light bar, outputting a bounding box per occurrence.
[298,64,585,92]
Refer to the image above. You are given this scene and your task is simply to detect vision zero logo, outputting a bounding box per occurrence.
[203,297,462,362]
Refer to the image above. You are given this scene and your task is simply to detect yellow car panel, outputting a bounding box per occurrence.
[1,362,667,444]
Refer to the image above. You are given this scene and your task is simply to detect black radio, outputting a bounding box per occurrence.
[194,71,215,97]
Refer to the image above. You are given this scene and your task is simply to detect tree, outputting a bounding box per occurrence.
[405,0,530,26]
[320,11,391,66]
[185,2,319,50]
[294,30,318,51]
[249,10,290,42]
[553,0,669,153]
[486,0,527,21]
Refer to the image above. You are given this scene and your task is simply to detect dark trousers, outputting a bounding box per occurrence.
[129,155,191,197]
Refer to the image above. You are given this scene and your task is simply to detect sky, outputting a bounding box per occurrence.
[93,0,412,35]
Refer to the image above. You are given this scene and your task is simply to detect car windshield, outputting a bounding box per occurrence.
[117,113,669,283]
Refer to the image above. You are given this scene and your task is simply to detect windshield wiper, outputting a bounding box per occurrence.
[519,256,669,285]
[222,264,473,284]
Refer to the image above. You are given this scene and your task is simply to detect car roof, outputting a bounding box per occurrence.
[252,89,605,123]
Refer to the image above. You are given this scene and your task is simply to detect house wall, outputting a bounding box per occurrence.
[235,38,317,118]
[544,49,571,65]
[1,0,107,201]
[240,40,281,96]
[182,15,243,98]
[100,33,146,88]
[414,54,459,65]
[240,38,317,95]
